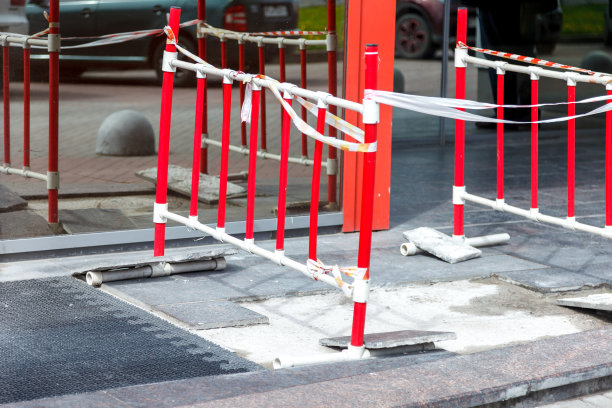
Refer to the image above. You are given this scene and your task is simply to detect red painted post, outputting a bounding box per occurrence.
[217,75,233,230]
[154,7,181,257]
[300,43,308,158]
[258,41,267,151]
[23,46,30,169]
[190,71,206,219]
[308,104,326,261]
[275,91,293,253]
[197,0,208,174]
[496,69,504,201]
[220,37,227,68]
[453,8,467,238]
[567,79,576,220]
[2,43,10,167]
[606,85,612,228]
[531,71,539,211]
[245,85,262,241]
[48,0,60,225]
[239,40,247,147]
[350,44,378,349]
[279,41,286,128]
[326,0,338,204]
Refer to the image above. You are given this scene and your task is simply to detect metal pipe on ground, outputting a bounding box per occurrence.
[400,233,510,256]
[86,258,226,286]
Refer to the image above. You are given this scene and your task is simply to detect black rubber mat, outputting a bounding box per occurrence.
[0,277,261,404]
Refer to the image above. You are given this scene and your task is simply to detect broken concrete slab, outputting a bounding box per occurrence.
[557,293,612,312]
[59,208,139,234]
[0,184,27,213]
[137,165,246,204]
[154,300,269,329]
[403,227,481,264]
[320,330,457,349]
[0,209,54,240]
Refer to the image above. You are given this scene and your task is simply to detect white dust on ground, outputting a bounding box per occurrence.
[194,279,609,367]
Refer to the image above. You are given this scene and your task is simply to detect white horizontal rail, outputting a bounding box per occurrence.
[463,55,611,86]
[200,29,327,47]
[161,209,342,291]
[171,59,363,114]
[0,166,47,182]
[0,34,49,48]
[462,192,612,237]
[203,137,325,167]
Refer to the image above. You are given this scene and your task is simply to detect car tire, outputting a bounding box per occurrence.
[395,13,434,59]
[153,36,196,87]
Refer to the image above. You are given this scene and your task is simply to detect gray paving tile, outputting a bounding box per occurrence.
[154,300,268,329]
[497,268,607,293]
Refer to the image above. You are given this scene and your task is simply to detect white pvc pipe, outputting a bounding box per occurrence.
[0,166,47,182]
[0,35,48,47]
[400,233,510,256]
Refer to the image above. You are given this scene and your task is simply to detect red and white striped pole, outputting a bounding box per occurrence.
[349,44,378,355]
[245,83,262,244]
[197,0,208,174]
[190,67,206,222]
[2,38,10,168]
[496,66,504,204]
[300,41,309,159]
[275,91,293,255]
[530,68,539,214]
[258,40,267,151]
[567,76,576,222]
[153,7,181,257]
[606,84,612,231]
[308,101,326,261]
[453,7,467,239]
[279,40,286,128]
[217,74,233,232]
[326,0,338,205]
[48,0,60,225]
[23,43,31,170]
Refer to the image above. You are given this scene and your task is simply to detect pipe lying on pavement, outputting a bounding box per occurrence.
[400,233,510,256]
[86,257,226,286]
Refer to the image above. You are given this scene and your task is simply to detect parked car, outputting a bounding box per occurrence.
[25,0,299,85]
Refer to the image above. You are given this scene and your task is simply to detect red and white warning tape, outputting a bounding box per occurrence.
[198,22,327,38]
[306,259,363,296]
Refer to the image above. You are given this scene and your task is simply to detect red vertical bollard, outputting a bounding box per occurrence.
[23,45,31,169]
[279,41,286,128]
[308,102,326,261]
[258,41,267,151]
[275,91,293,254]
[2,41,10,167]
[300,42,308,159]
[153,7,181,257]
[326,0,338,204]
[567,78,576,220]
[197,0,208,174]
[530,70,539,212]
[239,39,247,147]
[496,68,504,202]
[48,0,60,225]
[190,69,206,220]
[220,36,227,68]
[245,84,262,242]
[606,85,612,229]
[349,44,378,351]
[217,74,233,231]
[453,8,467,238]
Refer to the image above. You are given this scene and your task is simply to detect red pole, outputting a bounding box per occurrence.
[190,72,206,219]
[258,42,267,151]
[300,44,308,158]
[239,40,247,147]
[3,43,10,167]
[279,42,286,128]
[326,0,337,205]
[496,69,504,201]
[245,85,262,241]
[567,80,576,220]
[154,7,181,257]
[23,46,30,169]
[453,8,467,238]
[350,44,378,349]
[48,0,60,225]
[308,104,326,261]
[275,91,293,253]
[531,71,539,211]
[217,75,233,230]
[606,85,612,227]
[220,37,227,68]
[198,0,208,175]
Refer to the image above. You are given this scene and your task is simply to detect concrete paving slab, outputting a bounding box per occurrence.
[557,293,612,312]
[320,330,456,349]
[496,268,608,293]
[403,227,481,263]
[0,185,27,213]
[0,210,54,240]
[59,208,139,234]
[154,300,269,329]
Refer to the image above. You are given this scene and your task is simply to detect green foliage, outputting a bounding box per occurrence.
[561,4,606,37]
[298,5,345,49]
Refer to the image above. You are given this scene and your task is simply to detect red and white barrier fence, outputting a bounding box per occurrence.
[196,0,340,205]
[154,7,377,364]
[0,0,60,225]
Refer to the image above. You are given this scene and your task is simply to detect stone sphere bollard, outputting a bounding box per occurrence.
[580,51,612,74]
[96,110,155,156]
